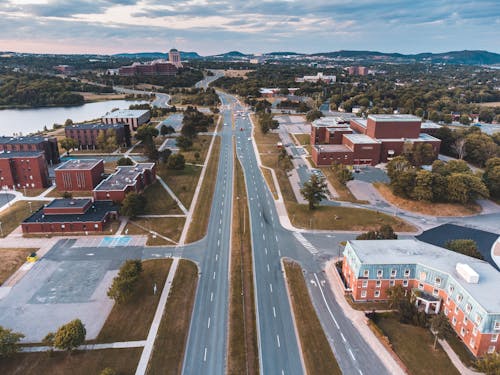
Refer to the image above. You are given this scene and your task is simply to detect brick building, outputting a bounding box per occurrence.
[22,198,118,234]
[118,61,177,76]
[0,152,50,190]
[93,163,156,202]
[0,136,60,165]
[54,159,105,192]
[341,239,500,358]
[347,66,369,75]
[65,123,131,149]
[102,110,151,130]
[311,114,441,166]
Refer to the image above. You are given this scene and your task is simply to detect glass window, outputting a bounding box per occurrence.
[466,304,472,313]
[492,334,498,343]
[420,272,427,281]
[470,337,475,347]
[448,284,455,293]
[377,269,383,278]
[363,270,369,278]
[494,321,500,330]
[362,280,368,288]
[374,290,380,298]
[403,280,409,287]
[418,283,424,290]
[473,326,478,336]
[452,317,457,326]
[376,280,381,288]
[475,314,482,325]
[460,327,465,337]
[457,294,463,303]
[404,269,410,278]
[435,277,441,286]
[488,346,495,354]
[391,269,397,277]
[361,291,367,298]
[389,280,395,287]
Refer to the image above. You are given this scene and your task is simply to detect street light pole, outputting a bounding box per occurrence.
[28,201,33,213]
[0,221,3,237]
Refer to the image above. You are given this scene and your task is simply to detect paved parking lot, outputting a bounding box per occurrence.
[275,115,311,134]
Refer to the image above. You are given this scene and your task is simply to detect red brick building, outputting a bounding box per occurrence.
[0,152,50,190]
[65,123,131,149]
[311,114,441,166]
[102,110,151,131]
[0,136,60,165]
[93,163,156,202]
[22,198,118,234]
[54,159,105,192]
[348,66,369,76]
[118,61,177,76]
[340,240,500,358]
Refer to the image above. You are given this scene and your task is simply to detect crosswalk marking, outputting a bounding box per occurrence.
[293,232,318,254]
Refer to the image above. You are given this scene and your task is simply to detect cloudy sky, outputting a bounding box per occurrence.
[0,0,499,55]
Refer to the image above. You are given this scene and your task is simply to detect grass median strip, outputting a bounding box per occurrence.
[157,164,202,209]
[283,260,342,375]
[227,155,259,374]
[125,217,185,245]
[146,260,198,375]
[186,136,221,243]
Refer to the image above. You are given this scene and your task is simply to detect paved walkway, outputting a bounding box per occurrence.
[439,339,483,375]
[135,257,179,375]
[21,340,147,352]
[156,176,188,215]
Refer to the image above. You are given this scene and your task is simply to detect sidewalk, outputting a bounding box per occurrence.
[439,339,483,375]
[324,259,405,375]
[21,340,147,352]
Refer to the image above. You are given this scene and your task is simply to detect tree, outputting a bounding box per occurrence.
[464,133,499,167]
[117,157,134,166]
[42,332,55,355]
[306,109,323,122]
[387,156,412,181]
[59,137,79,155]
[160,124,175,136]
[96,129,118,152]
[411,143,436,166]
[451,138,467,160]
[176,136,193,151]
[54,319,86,352]
[435,126,456,155]
[300,174,328,210]
[459,114,471,125]
[386,285,405,309]
[483,157,500,199]
[0,326,24,357]
[430,313,453,350]
[445,160,471,175]
[446,173,489,204]
[445,239,483,259]
[62,191,73,199]
[166,154,185,170]
[64,118,73,127]
[332,162,353,185]
[356,225,397,240]
[412,170,434,201]
[107,260,143,304]
[475,352,500,375]
[120,192,146,218]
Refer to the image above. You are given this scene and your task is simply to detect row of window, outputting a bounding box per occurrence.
[361,279,409,288]
[362,268,412,278]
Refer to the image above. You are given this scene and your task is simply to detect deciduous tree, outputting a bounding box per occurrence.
[0,326,24,357]
[300,174,328,210]
[54,319,86,352]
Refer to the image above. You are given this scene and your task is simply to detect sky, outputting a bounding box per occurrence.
[0,0,499,55]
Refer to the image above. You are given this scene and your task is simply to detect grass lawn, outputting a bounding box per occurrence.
[294,133,310,146]
[143,181,182,215]
[0,248,36,285]
[95,259,172,343]
[181,135,213,164]
[374,183,482,217]
[157,164,202,209]
[321,167,368,203]
[375,313,460,375]
[260,167,278,200]
[147,260,198,375]
[284,260,342,375]
[0,348,142,375]
[125,217,185,245]
[346,296,391,311]
[0,200,49,238]
[227,157,259,374]
[186,137,221,243]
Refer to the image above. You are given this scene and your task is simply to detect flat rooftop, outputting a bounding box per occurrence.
[0,151,43,159]
[347,239,500,313]
[55,158,103,171]
[421,121,442,129]
[368,114,421,122]
[66,122,126,130]
[94,163,155,191]
[102,109,149,119]
[376,133,441,142]
[343,133,380,144]
[24,200,118,223]
[350,118,367,128]
[45,198,91,209]
[314,144,352,153]
[312,117,351,128]
[0,136,54,144]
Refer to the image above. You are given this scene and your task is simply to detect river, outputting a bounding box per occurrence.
[0,99,147,136]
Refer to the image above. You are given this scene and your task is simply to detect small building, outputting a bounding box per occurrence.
[347,66,369,76]
[54,159,105,192]
[0,151,50,190]
[53,65,75,75]
[295,72,336,83]
[340,239,500,358]
[0,136,60,165]
[22,198,118,234]
[93,163,156,202]
[65,122,131,149]
[102,110,150,131]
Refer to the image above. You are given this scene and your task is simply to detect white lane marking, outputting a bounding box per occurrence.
[348,348,356,361]
[275,235,278,242]
[340,332,346,342]
[216,254,218,262]
[220,218,222,225]
[207,317,211,329]
[265,247,268,254]
[210,292,214,302]
[282,371,285,375]
[269,283,273,293]
[261,222,264,227]
[213,271,216,279]
[293,232,318,254]
[219,228,222,234]
[358,370,363,375]
[314,274,339,329]
[273,306,276,318]
[263,233,265,240]
[86,253,94,256]
[217,239,220,246]
[204,347,207,362]
[278,249,281,256]
[259,212,262,217]
[276,334,281,348]
[267,264,270,272]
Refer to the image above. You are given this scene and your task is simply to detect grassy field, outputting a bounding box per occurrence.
[0,248,36,285]
[374,183,482,217]
[182,135,213,164]
[125,217,185,245]
[143,181,182,215]
[186,137,221,243]
[0,348,142,375]
[375,313,460,375]
[146,260,198,375]
[227,157,259,374]
[260,167,278,199]
[0,200,49,237]
[321,167,368,203]
[95,259,172,343]
[294,133,310,146]
[284,260,342,375]
[157,164,202,209]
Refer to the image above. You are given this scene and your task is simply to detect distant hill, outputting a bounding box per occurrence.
[113,51,202,60]
[210,51,250,59]
[265,51,304,56]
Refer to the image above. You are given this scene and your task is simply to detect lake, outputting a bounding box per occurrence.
[0,99,147,136]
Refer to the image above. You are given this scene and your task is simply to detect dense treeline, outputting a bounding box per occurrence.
[181,106,214,138]
[0,73,113,107]
[170,87,220,106]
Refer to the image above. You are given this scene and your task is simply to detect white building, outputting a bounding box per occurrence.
[295,72,336,83]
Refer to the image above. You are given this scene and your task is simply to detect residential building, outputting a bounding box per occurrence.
[168,48,183,68]
[101,110,151,130]
[93,163,156,202]
[311,114,441,166]
[54,159,105,192]
[341,239,500,358]
[348,66,369,76]
[295,72,336,83]
[65,122,131,149]
[0,151,50,189]
[0,136,60,165]
[22,198,118,234]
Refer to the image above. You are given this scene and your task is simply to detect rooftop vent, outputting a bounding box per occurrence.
[69,201,76,205]
[456,263,479,284]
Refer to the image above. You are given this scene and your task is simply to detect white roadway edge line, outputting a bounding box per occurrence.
[313,273,340,329]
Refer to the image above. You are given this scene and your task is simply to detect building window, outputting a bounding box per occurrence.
[376,280,381,288]
[404,269,410,278]
[475,314,482,325]
[463,316,468,325]
[492,334,499,343]
[377,269,383,278]
[361,291,367,298]
[418,283,424,290]
[454,306,459,314]
[419,272,426,281]
[448,284,455,293]
[460,327,466,337]
[389,280,395,287]
[403,280,408,287]
[470,337,475,348]
[444,307,449,315]
[363,270,369,278]
[465,303,472,313]
[473,326,478,337]
[391,269,397,278]
[435,277,441,286]
[446,297,451,305]
[452,317,457,326]
[362,280,368,288]
[494,321,500,331]
[374,290,380,298]
[488,346,496,354]
[457,294,463,303]
[432,288,439,297]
